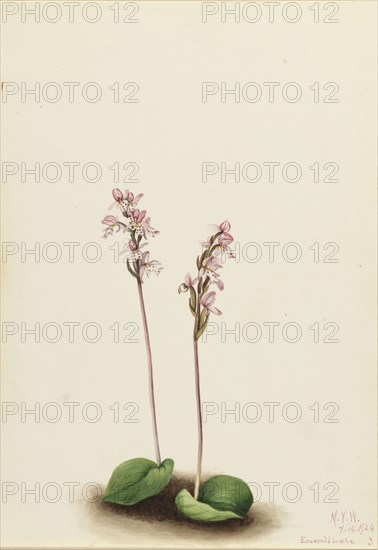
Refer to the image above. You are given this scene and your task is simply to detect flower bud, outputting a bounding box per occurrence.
[219,220,231,233]
[127,192,134,202]
[128,240,137,251]
[112,188,123,202]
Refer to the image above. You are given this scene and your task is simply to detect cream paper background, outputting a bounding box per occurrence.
[1,1,377,548]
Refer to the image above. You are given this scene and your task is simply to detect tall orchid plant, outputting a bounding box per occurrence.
[101,189,173,507]
[175,221,253,522]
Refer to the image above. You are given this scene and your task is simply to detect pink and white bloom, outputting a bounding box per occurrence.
[201,291,222,316]
[200,256,224,290]
[214,232,236,259]
[102,188,162,285]
[140,251,163,278]
[120,239,147,261]
[178,273,198,294]
[101,215,126,238]
[185,273,198,288]
[219,232,233,246]
[109,188,144,214]
[201,222,234,255]
[209,220,231,234]
[201,256,223,272]
[129,209,159,238]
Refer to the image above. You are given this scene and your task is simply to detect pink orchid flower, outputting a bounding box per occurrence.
[207,221,235,255]
[202,223,234,251]
[101,215,125,238]
[185,273,198,287]
[201,256,223,272]
[214,232,236,259]
[209,220,231,234]
[203,269,224,290]
[140,251,163,278]
[199,256,224,289]
[201,291,222,316]
[119,239,147,260]
[178,272,198,293]
[109,188,144,214]
[129,209,159,238]
[219,233,233,245]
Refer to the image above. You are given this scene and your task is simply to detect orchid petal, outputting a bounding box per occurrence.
[219,232,234,244]
[102,215,118,225]
[185,273,193,287]
[112,188,123,201]
[201,291,216,308]
[134,193,144,203]
[220,220,231,232]
[209,224,220,233]
[209,306,222,316]
[216,279,224,291]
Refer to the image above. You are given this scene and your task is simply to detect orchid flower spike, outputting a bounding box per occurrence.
[179,220,234,338]
[101,189,162,281]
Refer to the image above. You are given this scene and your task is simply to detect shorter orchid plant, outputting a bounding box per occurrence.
[175,221,254,522]
[101,189,173,508]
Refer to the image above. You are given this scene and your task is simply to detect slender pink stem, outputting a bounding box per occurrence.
[193,336,203,500]
[137,277,161,465]
[193,280,204,500]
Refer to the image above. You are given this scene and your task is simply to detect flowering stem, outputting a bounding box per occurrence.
[137,277,161,466]
[193,292,203,500]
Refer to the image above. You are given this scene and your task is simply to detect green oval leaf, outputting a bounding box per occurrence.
[102,457,174,505]
[175,475,253,522]
[175,489,242,521]
[200,475,253,518]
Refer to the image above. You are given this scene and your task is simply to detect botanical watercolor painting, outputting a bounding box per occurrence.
[1,3,377,550]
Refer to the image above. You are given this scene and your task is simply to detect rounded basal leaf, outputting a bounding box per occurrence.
[200,475,253,518]
[102,457,174,505]
[175,489,243,521]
